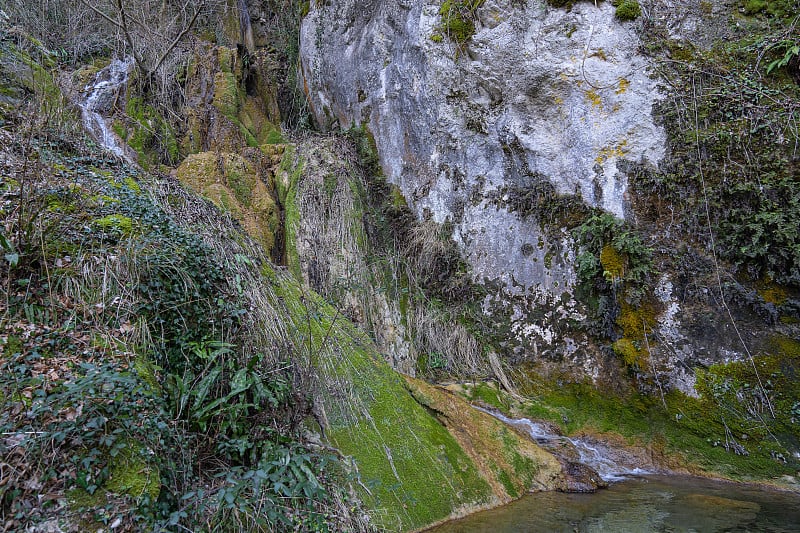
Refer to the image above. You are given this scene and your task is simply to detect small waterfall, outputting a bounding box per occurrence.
[476,407,650,483]
[237,0,255,52]
[78,57,134,159]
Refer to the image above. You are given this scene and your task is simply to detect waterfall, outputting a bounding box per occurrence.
[78,57,134,159]
[476,407,650,483]
[237,0,255,52]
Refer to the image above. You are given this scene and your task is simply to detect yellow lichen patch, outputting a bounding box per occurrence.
[600,244,625,281]
[612,337,642,367]
[176,152,279,253]
[757,279,788,306]
[616,77,630,95]
[589,48,608,61]
[403,376,563,501]
[614,300,659,369]
[585,88,602,109]
[595,139,629,165]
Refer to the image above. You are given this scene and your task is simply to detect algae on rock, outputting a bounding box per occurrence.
[176,151,280,254]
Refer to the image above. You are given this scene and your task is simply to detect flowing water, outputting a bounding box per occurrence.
[476,408,650,482]
[433,409,800,532]
[428,475,800,532]
[78,57,133,159]
[237,0,255,52]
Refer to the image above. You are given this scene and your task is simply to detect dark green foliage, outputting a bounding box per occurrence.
[123,97,180,169]
[717,176,800,286]
[0,136,356,531]
[741,0,800,18]
[573,212,653,289]
[0,356,169,525]
[632,21,800,290]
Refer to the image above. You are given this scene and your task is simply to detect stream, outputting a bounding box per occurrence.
[431,409,800,532]
[477,407,650,483]
[428,474,800,532]
[78,57,133,159]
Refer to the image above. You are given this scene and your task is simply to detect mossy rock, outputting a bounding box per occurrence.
[403,377,563,499]
[67,441,159,513]
[213,71,240,118]
[176,152,279,253]
[92,214,136,236]
[267,266,504,530]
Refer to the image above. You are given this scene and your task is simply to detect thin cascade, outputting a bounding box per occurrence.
[238,0,255,52]
[79,57,134,159]
[476,406,649,482]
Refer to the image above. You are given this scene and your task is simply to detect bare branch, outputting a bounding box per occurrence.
[114,0,146,75]
[151,5,202,74]
[78,0,123,29]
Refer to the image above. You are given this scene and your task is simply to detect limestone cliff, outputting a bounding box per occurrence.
[299,0,800,397]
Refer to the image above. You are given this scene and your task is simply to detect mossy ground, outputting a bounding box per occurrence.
[268,263,496,531]
[513,347,800,483]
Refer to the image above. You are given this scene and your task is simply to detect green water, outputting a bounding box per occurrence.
[428,476,800,532]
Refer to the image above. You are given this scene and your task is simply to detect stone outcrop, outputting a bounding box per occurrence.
[298,0,797,394]
[300,0,671,381]
[176,151,280,254]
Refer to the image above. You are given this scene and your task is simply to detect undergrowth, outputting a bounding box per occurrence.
[0,98,371,531]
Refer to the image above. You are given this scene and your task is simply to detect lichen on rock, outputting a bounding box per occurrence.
[176,151,279,253]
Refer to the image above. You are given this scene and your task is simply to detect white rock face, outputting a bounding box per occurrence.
[302,0,663,278]
[300,0,667,362]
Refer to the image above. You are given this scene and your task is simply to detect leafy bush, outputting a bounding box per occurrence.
[717,175,800,286]
[0,135,366,530]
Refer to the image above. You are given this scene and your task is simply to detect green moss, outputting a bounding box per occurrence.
[438,0,486,45]
[214,71,240,118]
[741,0,795,17]
[124,97,179,169]
[92,214,135,236]
[271,272,492,530]
[122,176,141,194]
[2,335,23,356]
[496,468,518,498]
[277,145,304,278]
[133,356,160,393]
[107,444,159,501]
[264,128,285,144]
[613,0,641,20]
[67,441,159,512]
[516,370,799,481]
[469,381,510,411]
[226,164,256,207]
